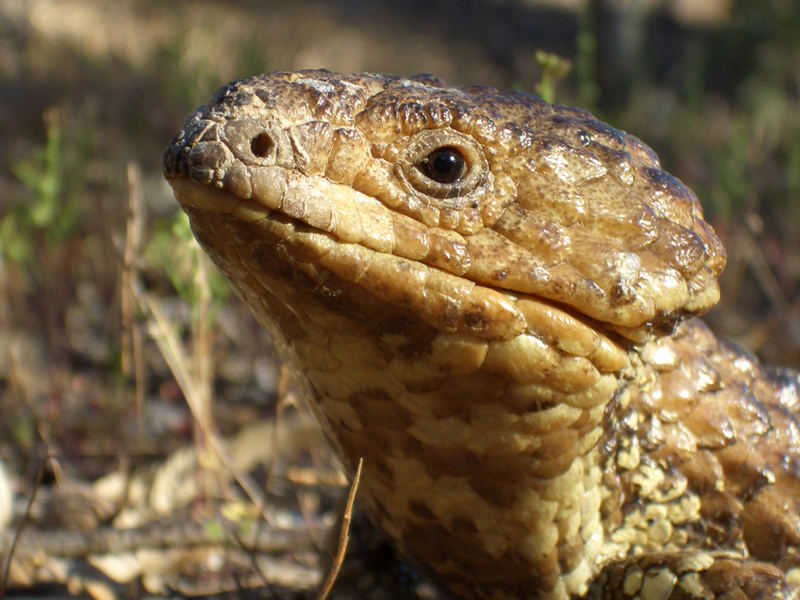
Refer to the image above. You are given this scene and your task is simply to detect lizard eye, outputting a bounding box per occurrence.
[400,129,486,200]
[418,147,466,184]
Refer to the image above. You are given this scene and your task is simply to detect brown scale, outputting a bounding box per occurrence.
[165,70,800,599]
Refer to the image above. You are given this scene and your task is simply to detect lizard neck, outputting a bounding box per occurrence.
[296,328,620,600]
[191,211,629,599]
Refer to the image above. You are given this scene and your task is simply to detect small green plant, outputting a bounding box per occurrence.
[144,210,234,502]
[1,109,85,272]
[575,4,600,111]
[535,51,572,105]
[147,211,230,309]
[707,120,751,220]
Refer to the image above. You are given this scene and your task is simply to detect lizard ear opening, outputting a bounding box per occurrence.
[399,129,487,202]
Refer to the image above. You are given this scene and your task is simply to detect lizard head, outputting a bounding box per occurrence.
[164,69,725,345]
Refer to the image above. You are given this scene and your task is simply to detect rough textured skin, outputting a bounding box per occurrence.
[163,70,800,600]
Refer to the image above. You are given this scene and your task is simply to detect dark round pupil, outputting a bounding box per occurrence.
[420,147,466,184]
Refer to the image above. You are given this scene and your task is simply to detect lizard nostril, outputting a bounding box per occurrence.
[250,132,274,158]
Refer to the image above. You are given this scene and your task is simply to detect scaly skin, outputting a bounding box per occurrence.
[163,70,800,599]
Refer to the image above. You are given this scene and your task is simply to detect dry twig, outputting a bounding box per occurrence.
[1,452,47,598]
[317,457,363,600]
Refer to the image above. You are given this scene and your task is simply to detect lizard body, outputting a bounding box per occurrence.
[164,70,800,599]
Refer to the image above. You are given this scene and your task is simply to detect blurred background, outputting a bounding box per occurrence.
[0,0,798,597]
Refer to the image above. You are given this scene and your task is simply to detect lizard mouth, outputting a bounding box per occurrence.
[170,175,542,341]
[168,174,631,381]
